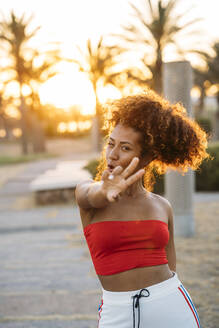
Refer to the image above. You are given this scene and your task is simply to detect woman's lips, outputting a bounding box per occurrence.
[108,164,114,172]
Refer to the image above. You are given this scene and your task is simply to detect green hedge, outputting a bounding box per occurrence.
[195,142,219,191]
[84,142,219,193]
[195,117,212,135]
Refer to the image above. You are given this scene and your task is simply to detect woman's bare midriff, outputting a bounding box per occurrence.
[98,264,173,291]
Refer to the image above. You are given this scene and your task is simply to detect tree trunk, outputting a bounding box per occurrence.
[196,86,205,118]
[91,91,102,153]
[154,43,162,95]
[19,95,29,154]
[29,111,46,153]
[0,115,11,139]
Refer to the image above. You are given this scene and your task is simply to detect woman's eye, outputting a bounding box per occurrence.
[122,146,130,151]
[108,142,114,147]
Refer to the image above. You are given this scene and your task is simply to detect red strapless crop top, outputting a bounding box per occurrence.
[83,219,169,275]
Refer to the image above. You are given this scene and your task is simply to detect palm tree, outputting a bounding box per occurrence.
[207,42,219,139]
[193,67,209,117]
[208,43,219,91]
[0,11,61,153]
[117,0,203,94]
[23,47,61,152]
[70,37,128,151]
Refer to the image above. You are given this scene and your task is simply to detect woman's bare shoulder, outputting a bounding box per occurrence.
[149,192,173,217]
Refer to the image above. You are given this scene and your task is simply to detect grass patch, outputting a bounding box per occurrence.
[0,153,58,166]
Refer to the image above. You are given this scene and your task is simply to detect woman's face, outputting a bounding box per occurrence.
[106,124,147,173]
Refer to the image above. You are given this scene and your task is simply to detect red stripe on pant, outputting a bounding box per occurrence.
[97,299,103,328]
[178,287,200,327]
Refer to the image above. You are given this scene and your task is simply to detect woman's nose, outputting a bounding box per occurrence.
[109,147,119,160]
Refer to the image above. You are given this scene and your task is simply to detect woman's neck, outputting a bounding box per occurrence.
[124,178,147,198]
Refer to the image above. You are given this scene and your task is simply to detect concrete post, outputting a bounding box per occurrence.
[91,116,99,152]
[163,61,195,237]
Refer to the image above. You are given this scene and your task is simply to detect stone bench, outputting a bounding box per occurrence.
[30,160,92,204]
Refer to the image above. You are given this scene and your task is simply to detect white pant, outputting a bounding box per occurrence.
[98,272,201,328]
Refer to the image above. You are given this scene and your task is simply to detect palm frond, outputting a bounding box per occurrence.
[147,0,156,21]
[0,34,11,43]
[97,35,104,50]
[129,2,149,28]
[165,5,196,27]
[26,26,41,40]
[179,18,204,31]
[121,23,154,46]
[165,0,180,19]
[87,39,93,57]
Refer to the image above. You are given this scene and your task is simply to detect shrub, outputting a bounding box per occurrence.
[196,117,212,135]
[83,159,99,178]
[196,142,219,191]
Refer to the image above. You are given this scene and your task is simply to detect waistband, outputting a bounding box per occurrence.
[101,271,181,304]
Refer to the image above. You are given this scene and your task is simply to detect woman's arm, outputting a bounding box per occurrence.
[165,202,176,272]
[75,179,109,209]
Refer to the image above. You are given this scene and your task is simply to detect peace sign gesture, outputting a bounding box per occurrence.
[101,157,145,202]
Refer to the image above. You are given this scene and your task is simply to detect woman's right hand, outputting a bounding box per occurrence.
[101,157,145,202]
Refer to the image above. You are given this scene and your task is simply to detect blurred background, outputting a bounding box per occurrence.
[0,1,219,328]
[0,0,219,158]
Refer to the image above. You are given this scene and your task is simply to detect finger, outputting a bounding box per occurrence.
[125,169,145,186]
[121,157,139,179]
[102,170,110,181]
[112,165,123,176]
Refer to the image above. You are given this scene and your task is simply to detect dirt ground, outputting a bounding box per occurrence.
[1,137,218,327]
[175,201,219,328]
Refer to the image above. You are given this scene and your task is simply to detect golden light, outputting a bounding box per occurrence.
[83,120,92,129]
[57,122,67,133]
[33,55,45,68]
[57,120,92,134]
[39,68,96,115]
[5,81,20,98]
[78,120,92,131]
[125,85,145,96]
[13,128,22,138]
[0,82,4,92]
[191,87,201,98]
[5,105,21,119]
[21,84,32,97]
[97,84,121,104]
[207,84,218,96]
[68,121,77,132]
[0,129,6,138]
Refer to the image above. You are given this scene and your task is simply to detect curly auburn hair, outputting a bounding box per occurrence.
[95,89,211,191]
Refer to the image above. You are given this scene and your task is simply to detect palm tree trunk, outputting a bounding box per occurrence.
[197,86,205,117]
[0,115,11,139]
[91,87,102,152]
[154,43,162,95]
[19,94,29,155]
[29,111,46,153]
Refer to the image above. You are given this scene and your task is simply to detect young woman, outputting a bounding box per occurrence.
[76,90,209,328]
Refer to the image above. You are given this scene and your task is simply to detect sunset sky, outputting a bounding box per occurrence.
[1,0,219,114]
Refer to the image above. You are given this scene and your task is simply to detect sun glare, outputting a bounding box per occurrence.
[39,71,96,115]
[97,85,122,104]
[39,69,123,115]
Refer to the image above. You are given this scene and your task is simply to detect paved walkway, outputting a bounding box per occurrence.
[0,158,219,328]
